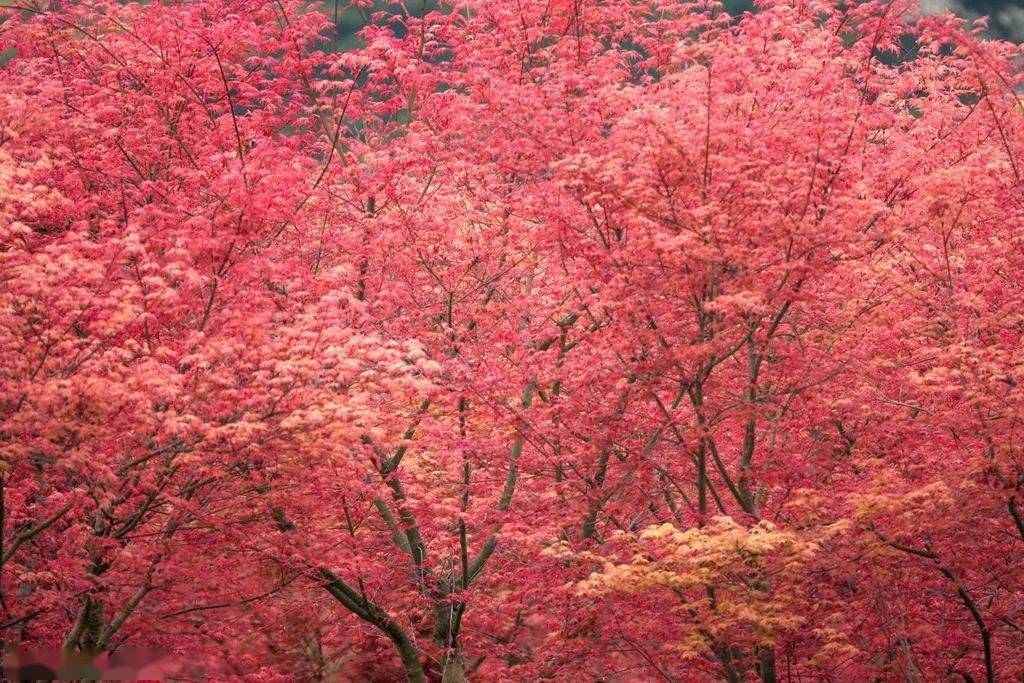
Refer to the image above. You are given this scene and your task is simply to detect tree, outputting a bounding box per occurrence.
[2,0,1023,680]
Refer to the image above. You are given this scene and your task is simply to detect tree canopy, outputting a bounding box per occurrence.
[2,0,1024,680]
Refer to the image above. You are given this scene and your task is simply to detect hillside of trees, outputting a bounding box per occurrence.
[2,0,1024,681]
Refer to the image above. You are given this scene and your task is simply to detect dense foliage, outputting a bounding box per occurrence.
[2,0,1024,680]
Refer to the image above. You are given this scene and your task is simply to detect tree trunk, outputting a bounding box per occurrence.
[757,645,777,683]
[389,629,427,683]
[441,652,466,683]
[433,592,466,683]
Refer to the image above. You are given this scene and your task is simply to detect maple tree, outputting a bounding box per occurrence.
[1,0,1024,680]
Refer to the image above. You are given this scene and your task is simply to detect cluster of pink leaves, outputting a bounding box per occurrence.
[2,0,1024,680]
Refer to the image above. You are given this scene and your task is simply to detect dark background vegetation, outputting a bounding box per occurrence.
[1,2,1023,82]
[325,1,1024,50]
